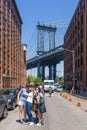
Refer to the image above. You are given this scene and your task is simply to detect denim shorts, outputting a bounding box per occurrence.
[18,100,26,106]
[36,103,42,110]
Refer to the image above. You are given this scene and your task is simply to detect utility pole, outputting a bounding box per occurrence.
[59,47,75,87]
[72,50,75,87]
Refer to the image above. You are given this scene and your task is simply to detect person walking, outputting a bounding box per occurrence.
[77,84,81,94]
[49,86,52,97]
[40,85,46,125]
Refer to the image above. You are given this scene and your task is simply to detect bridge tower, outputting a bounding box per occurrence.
[37,22,57,55]
[37,23,57,80]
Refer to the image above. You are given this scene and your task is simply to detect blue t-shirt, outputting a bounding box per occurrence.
[19,88,28,102]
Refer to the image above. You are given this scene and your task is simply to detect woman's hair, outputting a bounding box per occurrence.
[36,86,41,93]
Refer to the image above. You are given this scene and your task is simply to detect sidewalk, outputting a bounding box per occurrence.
[73,91,87,99]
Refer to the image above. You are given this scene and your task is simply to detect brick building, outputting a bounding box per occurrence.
[64,0,87,89]
[0,0,26,88]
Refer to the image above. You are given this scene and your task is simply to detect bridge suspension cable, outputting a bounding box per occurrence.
[44,19,70,28]
[55,19,70,28]
[27,28,37,59]
[27,28,37,45]
[27,38,37,59]
[27,28,37,50]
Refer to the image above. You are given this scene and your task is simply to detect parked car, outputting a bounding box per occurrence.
[54,86,63,92]
[0,88,18,110]
[0,93,8,119]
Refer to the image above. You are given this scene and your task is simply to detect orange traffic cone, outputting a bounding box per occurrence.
[69,96,73,102]
[84,110,87,112]
[65,94,68,99]
[77,100,82,107]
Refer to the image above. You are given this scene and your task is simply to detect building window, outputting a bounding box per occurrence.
[8,0,10,6]
[81,15,83,26]
[2,17,6,27]
[78,21,80,30]
[77,72,79,81]
[75,49,77,57]
[78,7,81,15]
[81,57,83,66]
[80,29,83,39]
[75,37,77,46]
[73,30,74,38]
[3,68,5,75]
[78,33,80,42]
[3,38,6,48]
[80,71,83,80]
[81,42,83,53]
[75,13,78,20]
[7,26,10,35]
[75,60,77,68]
[3,3,6,12]
[7,11,10,19]
[78,58,80,67]
[80,1,85,9]
[78,46,80,55]
[75,26,77,34]
[73,41,74,48]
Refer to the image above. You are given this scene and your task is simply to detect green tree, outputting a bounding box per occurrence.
[27,75,43,85]
[59,76,64,86]
[34,77,43,85]
[27,75,35,83]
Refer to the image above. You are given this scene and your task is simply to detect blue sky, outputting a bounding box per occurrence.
[15,0,79,77]
[16,0,79,45]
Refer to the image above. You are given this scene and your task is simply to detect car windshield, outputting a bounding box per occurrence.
[44,82,54,85]
[3,90,14,95]
[57,86,62,88]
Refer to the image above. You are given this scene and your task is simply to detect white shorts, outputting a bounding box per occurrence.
[18,100,26,106]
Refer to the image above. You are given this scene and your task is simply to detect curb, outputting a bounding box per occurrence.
[73,94,87,100]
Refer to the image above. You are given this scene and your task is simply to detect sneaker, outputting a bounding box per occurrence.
[36,123,41,126]
[41,120,44,125]
[20,120,25,125]
[25,121,30,125]
[35,118,39,124]
[29,122,34,126]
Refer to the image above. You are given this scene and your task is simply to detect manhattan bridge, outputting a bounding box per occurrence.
[27,21,69,81]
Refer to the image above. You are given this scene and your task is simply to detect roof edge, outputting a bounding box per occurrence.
[13,0,23,24]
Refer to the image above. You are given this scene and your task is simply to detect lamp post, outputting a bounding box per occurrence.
[59,47,75,87]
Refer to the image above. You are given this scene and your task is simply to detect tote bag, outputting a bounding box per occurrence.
[40,103,46,113]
